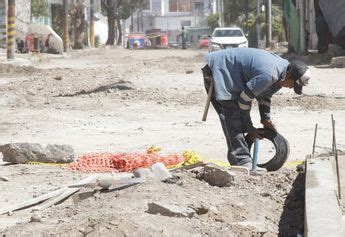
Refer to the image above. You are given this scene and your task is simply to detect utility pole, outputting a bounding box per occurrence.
[140,2,144,32]
[256,0,261,48]
[63,0,69,52]
[7,0,15,60]
[137,8,139,32]
[130,13,133,33]
[299,0,306,53]
[89,0,94,48]
[265,0,272,48]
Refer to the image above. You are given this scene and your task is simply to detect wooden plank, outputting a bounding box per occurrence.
[32,174,100,212]
[0,188,67,215]
[32,188,80,212]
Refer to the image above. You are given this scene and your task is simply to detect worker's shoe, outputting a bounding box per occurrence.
[241,162,266,172]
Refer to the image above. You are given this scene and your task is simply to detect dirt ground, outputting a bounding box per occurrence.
[0,47,344,236]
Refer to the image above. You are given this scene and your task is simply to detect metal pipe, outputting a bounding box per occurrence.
[312,123,318,155]
[63,0,69,52]
[7,0,15,60]
[265,0,271,47]
[332,116,341,199]
[256,0,261,48]
[268,0,272,46]
[331,114,335,155]
[90,0,94,48]
[252,138,259,171]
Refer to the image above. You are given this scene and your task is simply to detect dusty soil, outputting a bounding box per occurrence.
[1,163,304,237]
[0,47,343,236]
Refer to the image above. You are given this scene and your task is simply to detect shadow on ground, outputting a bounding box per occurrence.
[279,166,305,236]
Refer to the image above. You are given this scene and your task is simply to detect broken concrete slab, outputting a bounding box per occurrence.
[147,202,195,218]
[134,163,172,182]
[1,143,74,164]
[305,157,344,237]
[234,221,267,233]
[330,56,345,68]
[133,168,155,180]
[150,162,173,181]
[197,164,235,187]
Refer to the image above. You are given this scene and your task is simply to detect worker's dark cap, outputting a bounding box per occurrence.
[288,60,311,95]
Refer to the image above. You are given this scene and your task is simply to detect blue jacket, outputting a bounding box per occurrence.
[205,48,289,129]
[205,48,289,100]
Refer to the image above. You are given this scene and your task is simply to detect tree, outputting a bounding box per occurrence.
[31,0,49,18]
[69,1,87,49]
[207,14,220,31]
[101,0,122,45]
[223,0,256,30]
[101,0,147,45]
[223,0,284,45]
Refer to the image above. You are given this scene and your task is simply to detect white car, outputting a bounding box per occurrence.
[209,27,248,51]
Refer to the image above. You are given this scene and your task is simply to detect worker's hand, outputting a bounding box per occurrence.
[247,129,264,142]
[261,119,277,132]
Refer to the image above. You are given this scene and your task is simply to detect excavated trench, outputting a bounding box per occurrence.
[279,168,306,236]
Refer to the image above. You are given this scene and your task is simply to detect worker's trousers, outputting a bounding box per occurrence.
[203,66,252,166]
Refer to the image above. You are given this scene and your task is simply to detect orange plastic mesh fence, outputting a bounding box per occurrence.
[67,152,184,173]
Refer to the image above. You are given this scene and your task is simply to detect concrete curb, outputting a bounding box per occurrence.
[305,157,344,236]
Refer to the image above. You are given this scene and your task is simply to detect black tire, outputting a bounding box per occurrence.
[245,128,290,172]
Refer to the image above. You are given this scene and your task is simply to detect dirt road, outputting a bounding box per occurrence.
[0,48,344,235]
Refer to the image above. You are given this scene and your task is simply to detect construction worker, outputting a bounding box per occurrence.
[202,48,311,168]
[181,26,188,49]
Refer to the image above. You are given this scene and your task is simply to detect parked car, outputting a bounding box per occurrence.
[126,33,151,49]
[209,27,248,51]
[198,35,210,49]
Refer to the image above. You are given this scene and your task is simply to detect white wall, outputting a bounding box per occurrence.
[154,15,196,31]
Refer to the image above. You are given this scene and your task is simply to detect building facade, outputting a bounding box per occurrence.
[125,0,223,44]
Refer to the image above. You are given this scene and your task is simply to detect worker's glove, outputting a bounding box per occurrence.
[247,128,264,142]
[261,119,277,132]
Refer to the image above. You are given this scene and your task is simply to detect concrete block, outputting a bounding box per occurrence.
[1,143,74,164]
[147,202,195,218]
[133,168,155,180]
[305,157,344,237]
[150,162,173,181]
[234,221,267,233]
[134,163,172,182]
[331,56,345,68]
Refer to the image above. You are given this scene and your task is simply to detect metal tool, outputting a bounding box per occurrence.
[202,79,214,121]
[252,138,259,171]
[331,115,341,199]
[312,123,318,156]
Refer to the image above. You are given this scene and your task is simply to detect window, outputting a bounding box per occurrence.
[169,0,178,12]
[143,0,150,10]
[169,0,191,12]
[193,2,204,13]
[178,1,191,12]
[181,20,191,27]
[212,29,244,37]
[152,0,161,14]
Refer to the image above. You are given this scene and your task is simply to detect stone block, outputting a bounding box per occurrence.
[147,202,195,218]
[1,143,74,164]
[198,164,235,187]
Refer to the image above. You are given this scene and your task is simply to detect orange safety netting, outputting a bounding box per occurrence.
[67,152,184,173]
